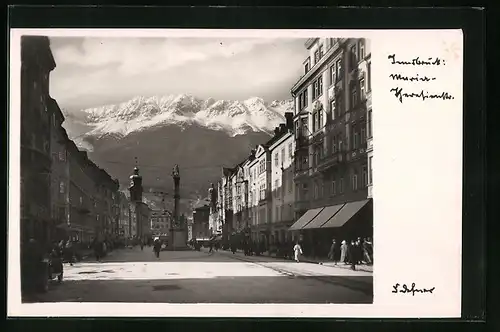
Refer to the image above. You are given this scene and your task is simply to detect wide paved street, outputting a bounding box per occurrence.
[27,247,372,304]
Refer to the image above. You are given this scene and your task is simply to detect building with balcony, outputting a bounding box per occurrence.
[20,36,56,244]
[269,113,296,245]
[289,38,373,256]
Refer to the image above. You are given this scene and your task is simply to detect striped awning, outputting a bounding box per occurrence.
[288,207,324,231]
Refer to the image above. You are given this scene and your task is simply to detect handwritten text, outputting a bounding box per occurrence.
[392,283,436,296]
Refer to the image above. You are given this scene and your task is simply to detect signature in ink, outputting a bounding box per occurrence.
[390,87,455,103]
[392,283,435,296]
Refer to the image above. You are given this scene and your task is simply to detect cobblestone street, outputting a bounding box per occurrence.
[27,247,373,303]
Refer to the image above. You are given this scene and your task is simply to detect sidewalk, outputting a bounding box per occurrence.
[228,249,373,273]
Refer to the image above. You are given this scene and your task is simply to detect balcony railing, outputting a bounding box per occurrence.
[317,151,346,172]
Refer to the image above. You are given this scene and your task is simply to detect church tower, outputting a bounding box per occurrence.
[129,166,143,202]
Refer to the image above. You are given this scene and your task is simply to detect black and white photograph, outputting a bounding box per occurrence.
[17,34,373,304]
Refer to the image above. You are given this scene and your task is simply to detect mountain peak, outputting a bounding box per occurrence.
[78,94,293,139]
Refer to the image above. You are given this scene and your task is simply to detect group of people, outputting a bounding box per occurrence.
[327,237,373,270]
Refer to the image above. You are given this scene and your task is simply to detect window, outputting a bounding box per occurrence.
[319,44,324,58]
[369,157,373,184]
[313,81,318,100]
[351,84,358,108]
[304,60,310,74]
[312,112,318,132]
[361,127,366,144]
[359,40,365,60]
[59,181,65,194]
[338,137,343,152]
[331,180,336,196]
[336,59,343,81]
[299,90,308,110]
[288,143,293,161]
[301,117,308,137]
[318,76,323,96]
[259,160,266,174]
[274,153,279,167]
[367,62,372,91]
[360,79,366,100]
[352,173,358,191]
[318,109,324,129]
[367,110,373,138]
[330,99,336,120]
[362,166,368,187]
[260,184,266,200]
[314,49,320,64]
[281,148,285,166]
[331,136,337,154]
[350,45,358,70]
[337,95,344,116]
[354,130,360,149]
[330,65,336,85]
[339,177,344,193]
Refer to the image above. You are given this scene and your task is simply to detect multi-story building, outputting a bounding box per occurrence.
[268,113,295,244]
[150,209,171,236]
[117,191,130,238]
[192,199,211,239]
[20,36,56,245]
[220,167,234,242]
[231,160,250,233]
[247,143,272,244]
[48,98,70,240]
[289,38,373,255]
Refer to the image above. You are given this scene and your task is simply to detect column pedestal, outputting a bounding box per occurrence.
[167,228,189,250]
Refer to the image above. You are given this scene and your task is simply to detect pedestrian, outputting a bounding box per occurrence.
[293,241,303,263]
[208,240,213,254]
[153,238,161,258]
[363,237,373,264]
[340,240,348,264]
[140,240,144,251]
[64,240,75,266]
[93,240,102,262]
[349,240,357,270]
[328,239,338,265]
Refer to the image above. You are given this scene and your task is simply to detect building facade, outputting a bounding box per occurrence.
[192,200,211,239]
[20,36,56,244]
[150,209,171,236]
[289,37,373,256]
[268,113,296,244]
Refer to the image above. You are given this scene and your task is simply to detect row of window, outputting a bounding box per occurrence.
[298,59,371,115]
[297,166,372,201]
[273,142,294,168]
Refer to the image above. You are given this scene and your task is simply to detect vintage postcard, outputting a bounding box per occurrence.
[8,28,463,317]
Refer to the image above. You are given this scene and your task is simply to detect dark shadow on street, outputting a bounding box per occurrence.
[23,275,373,304]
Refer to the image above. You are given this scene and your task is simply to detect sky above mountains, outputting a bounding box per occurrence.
[49,37,309,112]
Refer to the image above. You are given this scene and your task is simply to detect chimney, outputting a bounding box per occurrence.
[279,123,286,133]
[285,112,293,130]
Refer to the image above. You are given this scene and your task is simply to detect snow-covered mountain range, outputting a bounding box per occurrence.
[68,94,293,139]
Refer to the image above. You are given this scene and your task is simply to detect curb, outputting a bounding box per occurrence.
[227,250,373,273]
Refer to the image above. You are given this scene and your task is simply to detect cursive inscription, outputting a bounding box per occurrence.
[390,87,455,103]
[389,73,436,82]
[388,54,445,66]
[388,53,454,103]
[392,283,435,296]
